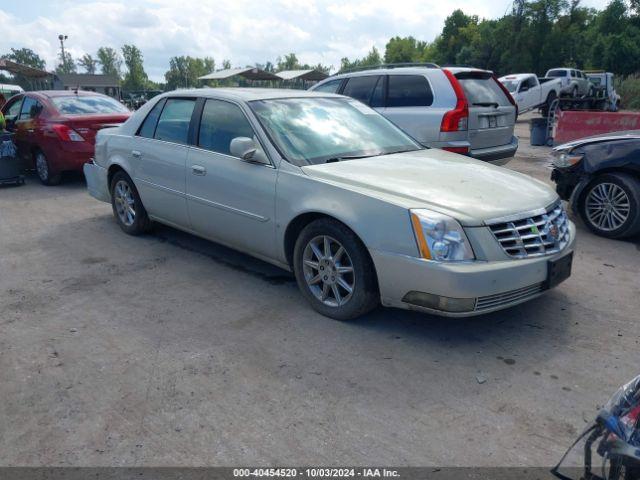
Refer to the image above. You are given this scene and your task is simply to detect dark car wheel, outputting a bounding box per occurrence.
[293,218,379,320]
[35,151,61,186]
[110,171,152,235]
[579,173,640,239]
[541,91,557,117]
[571,86,579,98]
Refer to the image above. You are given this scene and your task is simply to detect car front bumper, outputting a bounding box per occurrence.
[83,161,110,203]
[369,220,576,317]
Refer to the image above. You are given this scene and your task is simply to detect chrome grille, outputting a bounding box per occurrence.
[488,203,570,259]
[475,283,544,311]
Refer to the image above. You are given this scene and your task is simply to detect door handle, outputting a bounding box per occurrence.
[131,150,142,158]
[27,129,35,133]
[191,165,206,176]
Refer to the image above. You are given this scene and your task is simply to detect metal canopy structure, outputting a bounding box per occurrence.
[198,67,280,81]
[0,59,50,78]
[275,69,329,81]
[0,59,52,91]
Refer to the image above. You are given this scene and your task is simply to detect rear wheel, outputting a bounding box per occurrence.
[571,86,579,98]
[293,218,379,320]
[35,151,61,186]
[110,171,152,235]
[579,173,640,239]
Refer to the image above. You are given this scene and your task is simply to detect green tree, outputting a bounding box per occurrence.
[165,56,215,89]
[77,54,98,74]
[56,51,76,74]
[121,44,149,91]
[2,47,46,69]
[97,47,122,78]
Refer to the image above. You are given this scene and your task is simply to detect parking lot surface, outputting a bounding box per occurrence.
[1,114,638,467]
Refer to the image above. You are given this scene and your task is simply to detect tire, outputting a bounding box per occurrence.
[571,86,578,98]
[110,171,152,235]
[579,173,640,239]
[34,150,61,186]
[293,218,379,320]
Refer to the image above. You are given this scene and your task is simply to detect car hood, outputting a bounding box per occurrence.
[554,130,640,151]
[301,149,558,226]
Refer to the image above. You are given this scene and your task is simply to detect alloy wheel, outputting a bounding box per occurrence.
[585,182,630,231]
[114,180,136,226]
[302,235,355,307]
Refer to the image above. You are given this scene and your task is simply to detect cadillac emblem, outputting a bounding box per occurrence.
[544,221,560,241]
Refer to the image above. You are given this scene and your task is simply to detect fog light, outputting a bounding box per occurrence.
[402,291,476,313]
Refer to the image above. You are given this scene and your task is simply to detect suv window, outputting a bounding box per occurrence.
[314,79,342,94]
[198,99,256,157]
[342,75,381,105]
[547,70,567,78]
[456,73,510,106]
[570,70,577,78]
[387,75,433,107]
[19,97,42,120]
[154,98,196,144]
[137,98,166,139]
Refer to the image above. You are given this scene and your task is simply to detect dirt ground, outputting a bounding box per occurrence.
[0,113,638,467]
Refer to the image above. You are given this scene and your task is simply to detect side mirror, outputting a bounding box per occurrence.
[229,136,269,164]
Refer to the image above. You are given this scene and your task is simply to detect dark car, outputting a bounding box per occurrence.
[551,131,640,239]
[1,91,130,185]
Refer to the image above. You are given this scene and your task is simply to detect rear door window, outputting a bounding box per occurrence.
[342,75,381,105]
[19,97,42,120]
[137,98,166,139]
[314,79,343,94]
[154,98,196,145]
[456,73,510,106]
[387,75,433,107]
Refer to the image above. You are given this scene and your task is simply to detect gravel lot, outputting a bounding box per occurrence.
[0,113,638,467]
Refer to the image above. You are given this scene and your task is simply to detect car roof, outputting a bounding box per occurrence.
[158,87,344,102]
[25,90,111,99]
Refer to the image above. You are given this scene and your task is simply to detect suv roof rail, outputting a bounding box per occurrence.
[337,62,440,74]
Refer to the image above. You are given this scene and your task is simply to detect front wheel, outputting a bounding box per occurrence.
[293,218,379,320]
[571,86,579,98]
[579,173,640,239]
[110,171,152,235]
[35,151,61,186]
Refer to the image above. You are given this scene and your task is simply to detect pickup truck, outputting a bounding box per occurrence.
[499,73,562,115]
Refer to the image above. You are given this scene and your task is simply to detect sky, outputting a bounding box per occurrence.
[0,0,611,82]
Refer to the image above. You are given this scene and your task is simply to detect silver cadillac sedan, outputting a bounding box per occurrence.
[84,88,575,320]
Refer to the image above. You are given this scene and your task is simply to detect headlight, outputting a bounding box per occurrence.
[552,149,583,168]
[410,209,475,261]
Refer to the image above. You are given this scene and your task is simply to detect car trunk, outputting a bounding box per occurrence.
[61,114,130,143]
[455,71,515,151]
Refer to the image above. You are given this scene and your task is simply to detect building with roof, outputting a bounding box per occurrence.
[52,74,121,99]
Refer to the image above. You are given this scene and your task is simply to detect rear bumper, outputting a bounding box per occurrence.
[47,141,94,173]
[470,135,519,164]
[83,161,110,203]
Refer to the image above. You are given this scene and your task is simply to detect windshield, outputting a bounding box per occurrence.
[587,76,602,85]
[500,80,519,93]
[51,95,130,116]
[546,70,567,78]
[250,97,421,165]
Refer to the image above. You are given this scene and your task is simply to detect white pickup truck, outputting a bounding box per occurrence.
[498,74,562,115]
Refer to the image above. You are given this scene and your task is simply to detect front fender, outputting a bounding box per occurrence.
[569,175,592,213]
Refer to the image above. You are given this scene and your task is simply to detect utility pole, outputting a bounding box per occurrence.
[58,34,68,70]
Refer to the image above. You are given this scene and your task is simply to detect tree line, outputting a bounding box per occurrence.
[2,0,640,94]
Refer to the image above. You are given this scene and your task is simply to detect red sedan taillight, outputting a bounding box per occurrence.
[441,69,469,132]
[51,124,86,142]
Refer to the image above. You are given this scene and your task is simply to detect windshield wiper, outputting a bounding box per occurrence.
[324,154,378,163]
[473,102,500,108]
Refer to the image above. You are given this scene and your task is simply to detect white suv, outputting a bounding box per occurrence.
[310,65,519,165]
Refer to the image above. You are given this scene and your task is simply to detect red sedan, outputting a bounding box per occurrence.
[1,90,131,185]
